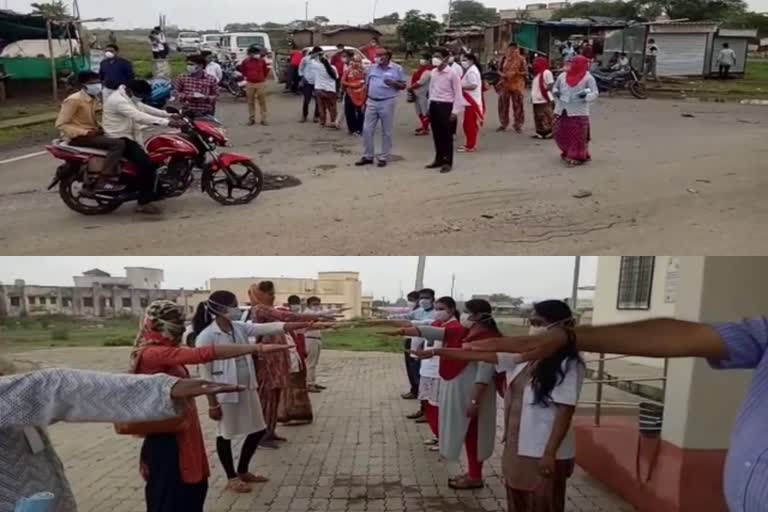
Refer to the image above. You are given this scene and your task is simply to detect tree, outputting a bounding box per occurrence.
[262,22,285,29]
[449,0,498,25]
[724,10,768,37]
[30,0,70,19]
[660,0,746,20]
[313,15,330,25]
[375,12,401,24]
[398,10,443,48]
[553,1,642,20]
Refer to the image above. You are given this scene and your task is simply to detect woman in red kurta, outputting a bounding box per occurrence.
[133,300,286,512]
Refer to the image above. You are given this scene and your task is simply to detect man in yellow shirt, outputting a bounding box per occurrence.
[55,71,125,179]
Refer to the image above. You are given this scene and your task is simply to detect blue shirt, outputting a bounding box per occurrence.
[710,318,768,511]
[365,62,406,101]
[99,58,135,90]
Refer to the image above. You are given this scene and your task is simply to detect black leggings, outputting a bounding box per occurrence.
[344,94,364,134]
[302,81,320,120]
[216,430,265,480]
[142,434,208,512]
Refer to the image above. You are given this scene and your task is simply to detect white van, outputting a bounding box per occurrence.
[220,32,272,63]
[200,33,224,50]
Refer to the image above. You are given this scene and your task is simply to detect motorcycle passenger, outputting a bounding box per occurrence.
[173,54,219,118]
[611,53,630,72]
[102,79,183,214]
[55,71,126,191]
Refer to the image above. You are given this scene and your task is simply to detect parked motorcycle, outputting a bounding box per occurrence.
[220,61,246,98]
[45,117,263,215]
[592,66,647,99]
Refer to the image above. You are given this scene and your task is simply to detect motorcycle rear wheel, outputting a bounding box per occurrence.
[59,172,122,215]
[202,160,263,206]
[629,81,648,99]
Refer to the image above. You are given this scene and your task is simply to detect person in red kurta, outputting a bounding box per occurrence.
[288,41,304,93]
[132,300,286,512]
[248,281,337,447]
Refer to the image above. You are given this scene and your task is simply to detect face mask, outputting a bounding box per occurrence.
[186,64,201,74]
[208,299,241,322]
[84,83,102,97]
[104,51,115,59]
[461,60,470,69]
[434,310,450,322]
[447,56,455,64]
[290,305,301,312]
[407,301,417,308]
[529,326,548,336]
[419,59,428,66]
[460,313,474,329]
[419,299,433,310]
[432,57,443,67]
[310,305,321,312]
[252,54,262,59]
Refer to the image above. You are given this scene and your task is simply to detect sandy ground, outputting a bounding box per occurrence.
[1,87,767,255]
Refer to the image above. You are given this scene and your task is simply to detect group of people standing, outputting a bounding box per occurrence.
[380,292,586,511]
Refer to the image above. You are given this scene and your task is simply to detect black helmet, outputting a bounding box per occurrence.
[247,45,262,55]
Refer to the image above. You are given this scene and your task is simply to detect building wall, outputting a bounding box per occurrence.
[209,272,366,318]
[592,256,678,367]
[125,267,164,289]
[321,31,379,48]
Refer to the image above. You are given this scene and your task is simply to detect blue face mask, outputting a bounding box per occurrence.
[419,299,433,310]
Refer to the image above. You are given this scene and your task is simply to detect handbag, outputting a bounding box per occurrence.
[113,349,187,436]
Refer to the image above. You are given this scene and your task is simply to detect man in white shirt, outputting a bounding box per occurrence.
[645,38,660,82]
[102,79,183,214]
[307,49,339,127]
[717,43,737,80]
[299,48,321,122]
[202,51,223,83]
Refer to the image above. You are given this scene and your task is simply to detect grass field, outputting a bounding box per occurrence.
[0,316,530,353]
[656,59,768,96]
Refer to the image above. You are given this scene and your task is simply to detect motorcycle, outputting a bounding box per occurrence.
[220,61,246,98]
[45,116,263,215]
[592,66,647,99]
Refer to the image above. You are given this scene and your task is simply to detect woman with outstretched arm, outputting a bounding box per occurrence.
[465,316,768,512]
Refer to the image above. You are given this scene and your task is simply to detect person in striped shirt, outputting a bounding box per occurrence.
[466,317,768,512]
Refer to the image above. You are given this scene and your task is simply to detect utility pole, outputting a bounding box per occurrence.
[450,273,456,296]
[415,256,426,290]
[305,1,309,23]
[446,0,453,28]
[570,256,581,313]
[372,0,379,23]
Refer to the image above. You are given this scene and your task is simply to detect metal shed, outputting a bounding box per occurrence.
[710,28,758,75]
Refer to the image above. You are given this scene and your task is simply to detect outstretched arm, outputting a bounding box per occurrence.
[469,318,731,363]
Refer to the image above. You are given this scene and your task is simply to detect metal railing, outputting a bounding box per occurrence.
[582,353,668,426]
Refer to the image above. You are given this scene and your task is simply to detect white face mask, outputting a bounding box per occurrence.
[104,51,115,59]
[407,301,417,308]
[434,310,450,322]
[431,57,443,67]
[419,59,428,66]
[419,298,433,310]
[84,83,102,97]
[460,313,474,329]
[461,60,471,69]
[208,300,241,322]
[289,305,301,312]
[528,326,548,336]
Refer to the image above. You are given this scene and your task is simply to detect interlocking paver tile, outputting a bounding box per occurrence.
[13,347,636,512]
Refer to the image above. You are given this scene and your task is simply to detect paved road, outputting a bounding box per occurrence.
[2,91,766,255]
[11,348,635,512]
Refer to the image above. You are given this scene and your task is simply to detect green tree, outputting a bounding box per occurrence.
[553,1,642,20]
[449,0,498,25]
[398,10,443,49]
[313,15,330,25]
[658,0,747,20]
[30,0,70,19]
[724,11,768,37]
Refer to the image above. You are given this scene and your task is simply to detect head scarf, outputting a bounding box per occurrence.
[248,283,273,307]
[130,300,186,372]
[533,56,550,99]
[566,55,589,87]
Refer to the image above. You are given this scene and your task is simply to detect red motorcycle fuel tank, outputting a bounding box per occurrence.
[145,134,199,164]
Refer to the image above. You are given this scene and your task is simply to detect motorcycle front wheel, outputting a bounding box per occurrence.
[629,80,648,99]
[202,161,263,206]
[59,172,122,215]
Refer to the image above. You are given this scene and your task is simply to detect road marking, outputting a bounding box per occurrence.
[0,151,47,165]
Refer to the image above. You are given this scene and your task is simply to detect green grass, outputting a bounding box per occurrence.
[0,123,57,148]
[656,59,768,96]
[0,316,531,353]
[0,102,59,123]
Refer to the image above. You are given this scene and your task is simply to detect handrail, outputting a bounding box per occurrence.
[590,353,668,427]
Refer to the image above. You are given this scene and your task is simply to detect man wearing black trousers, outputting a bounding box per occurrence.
[401,290,421,399]
[425,49,463,174]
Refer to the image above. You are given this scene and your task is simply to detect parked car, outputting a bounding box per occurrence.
[176,32,202,52]
[220,32,273,63]
[200,33,224,50]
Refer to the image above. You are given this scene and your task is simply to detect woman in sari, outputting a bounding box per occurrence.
[341,52,366,136]
[192,290,324,493]
[435,300,585,512]
[552,55,598,166]
[531,56,555,139]
[131,300,290,512]
[248,281,336,447]
[408,53,432,136]
[459,53,484,153]
[383,298,502,490]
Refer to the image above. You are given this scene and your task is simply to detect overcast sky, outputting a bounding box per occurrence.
[7,0,768,29]
[0,256,597,302]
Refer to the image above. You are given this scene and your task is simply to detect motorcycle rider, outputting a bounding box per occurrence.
[55,71,125,191]
[102,79,184,214]
[201,50,223,84]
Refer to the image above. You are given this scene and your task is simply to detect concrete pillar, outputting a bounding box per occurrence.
[15,279,28,316]
[0,282,7,318]
[92,285,102,317]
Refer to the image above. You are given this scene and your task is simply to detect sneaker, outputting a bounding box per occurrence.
[424,438,438,446]
[439,164,453,174]
[406,410,424,420]
[458,146,476,153]
[377,160,387,168]
[401,391,417,399]
[355,158,374,166]
[429,445,440,452]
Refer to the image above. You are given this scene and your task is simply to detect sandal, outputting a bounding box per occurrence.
[239,472,269,483]
[448,475,484,490]
[225,479,252,493]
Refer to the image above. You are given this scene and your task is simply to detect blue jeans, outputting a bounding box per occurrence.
[362,97,396,162]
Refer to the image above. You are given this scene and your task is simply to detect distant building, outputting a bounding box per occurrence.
[209,271,372,319]
[0,267,199,319]
[499,2,570,21]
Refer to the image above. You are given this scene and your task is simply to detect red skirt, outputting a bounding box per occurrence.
[554,113,591,163]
